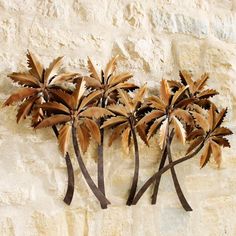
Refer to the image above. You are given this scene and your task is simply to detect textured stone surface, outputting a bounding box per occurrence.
[0,0,236,235]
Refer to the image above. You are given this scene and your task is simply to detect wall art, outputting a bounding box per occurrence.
[3,51,233,210]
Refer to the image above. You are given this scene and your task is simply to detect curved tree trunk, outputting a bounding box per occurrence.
[72,124,110,208]
[126,119,139,206]
[63,153,75,205]
[97,97,106,208]
[98,128,107,208]
[151,146,168,204]
[52,125,74,205]
[151,124,174,204]
[132,141,205,205]
[166,131,192,211]
[151,125,192,211]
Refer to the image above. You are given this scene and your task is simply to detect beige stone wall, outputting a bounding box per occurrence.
[0,0,236,235]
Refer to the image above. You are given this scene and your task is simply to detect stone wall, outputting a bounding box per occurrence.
[0,0,236,235]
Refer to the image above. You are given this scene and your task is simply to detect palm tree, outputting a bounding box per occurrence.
[36,78,113,208]
[137,79,193,209]
[3,51,78,205]
[84,56,138,205]
[137,72,220,209]
[101,86,148,205]
[132,105,232,205]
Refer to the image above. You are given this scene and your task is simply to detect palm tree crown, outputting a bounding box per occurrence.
[187,105,232,168]
[36,78,113,154]
[101,86,148,152]
[168,70,219,109]
[84,56,138,105]
[138,79,193,149]
[3,51,78,125]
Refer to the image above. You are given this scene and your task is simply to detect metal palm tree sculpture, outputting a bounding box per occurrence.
[132,75,232,206]
[137,79,194,210]
[2,51,233,211]
[3,51,78,205]
[101,86,148,205]
[84,56,138,207]
[36,78,113,207]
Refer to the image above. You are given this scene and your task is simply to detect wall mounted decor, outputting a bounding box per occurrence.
[3,51,233,210]
[3,51,78,205]
[82,57,137,208]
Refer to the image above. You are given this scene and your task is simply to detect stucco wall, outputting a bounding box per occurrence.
[0,0,236,235]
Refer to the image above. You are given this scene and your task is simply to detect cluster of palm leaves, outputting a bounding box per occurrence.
[3,52,232,210]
